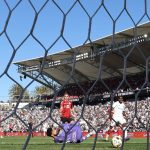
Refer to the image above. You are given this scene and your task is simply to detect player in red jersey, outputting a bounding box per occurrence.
[60,92,75,123]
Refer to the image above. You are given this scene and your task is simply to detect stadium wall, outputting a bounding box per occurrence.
[0,131,149,138]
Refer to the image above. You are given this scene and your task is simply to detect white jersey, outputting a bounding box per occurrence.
[43,122,48,132]
[112,101,125,117]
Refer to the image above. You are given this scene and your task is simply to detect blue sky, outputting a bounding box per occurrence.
[0,0,150,101]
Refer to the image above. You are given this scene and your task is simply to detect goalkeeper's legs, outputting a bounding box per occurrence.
[82,130,95,141]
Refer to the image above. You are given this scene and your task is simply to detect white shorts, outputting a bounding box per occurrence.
[111,115,126,126]
[43,128,47,132]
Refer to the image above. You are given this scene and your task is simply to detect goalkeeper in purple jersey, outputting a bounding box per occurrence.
[47,122,93,143]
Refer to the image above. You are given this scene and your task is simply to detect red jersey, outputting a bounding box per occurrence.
[60,100,73,118]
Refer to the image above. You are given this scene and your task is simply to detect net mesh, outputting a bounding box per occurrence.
[0,0,150,150]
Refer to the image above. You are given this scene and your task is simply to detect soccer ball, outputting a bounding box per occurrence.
[111,135,122,148]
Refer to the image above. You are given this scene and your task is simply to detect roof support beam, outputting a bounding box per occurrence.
[22,72,56,89]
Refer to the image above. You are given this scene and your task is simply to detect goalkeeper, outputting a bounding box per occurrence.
[47,121,93,143]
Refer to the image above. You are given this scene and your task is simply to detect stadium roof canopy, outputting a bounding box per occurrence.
[14,22,150,87]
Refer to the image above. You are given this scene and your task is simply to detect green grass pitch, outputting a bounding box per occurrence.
[0,137,149,150]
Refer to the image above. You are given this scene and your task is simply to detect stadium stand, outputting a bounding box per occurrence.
[0,97,150,134]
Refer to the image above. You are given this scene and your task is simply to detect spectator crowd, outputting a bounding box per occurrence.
[0,98,149,134]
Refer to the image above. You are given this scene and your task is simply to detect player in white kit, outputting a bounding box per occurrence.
[105,97,129,141]
[111,96,126,126]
